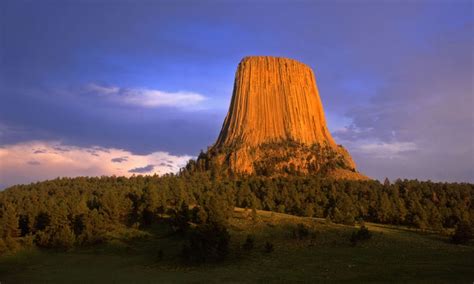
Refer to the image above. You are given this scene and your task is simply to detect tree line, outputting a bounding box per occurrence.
[0,172,473,255]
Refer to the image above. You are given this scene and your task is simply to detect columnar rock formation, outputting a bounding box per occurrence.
[216,56,335,148]
[194,56,366,180]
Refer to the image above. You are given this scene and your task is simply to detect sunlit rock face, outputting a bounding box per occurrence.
[216,56,335,148]
[195,56,367,179]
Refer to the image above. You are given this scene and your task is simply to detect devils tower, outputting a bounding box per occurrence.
[193,56,366,180]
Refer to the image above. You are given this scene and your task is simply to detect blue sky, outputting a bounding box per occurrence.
[1,0,473,187]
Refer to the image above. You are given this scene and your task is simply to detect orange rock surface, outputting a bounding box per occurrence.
[200,56,366,180]
[216,56,335,148]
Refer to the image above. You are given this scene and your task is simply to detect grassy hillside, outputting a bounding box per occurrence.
[1,208,472,283]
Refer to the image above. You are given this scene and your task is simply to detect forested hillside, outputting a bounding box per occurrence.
[1,172,472,254]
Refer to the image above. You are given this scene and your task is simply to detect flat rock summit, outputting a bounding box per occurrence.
[193,56,367,180]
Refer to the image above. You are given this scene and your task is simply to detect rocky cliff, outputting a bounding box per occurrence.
[192,56,367,180]
[216,56,335,148]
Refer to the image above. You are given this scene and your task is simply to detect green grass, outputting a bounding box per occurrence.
[1,208,473,283]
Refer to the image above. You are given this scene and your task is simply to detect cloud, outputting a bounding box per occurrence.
[128,164,154,173]
[111,156,128,163]
[53,146,70,153]
[86,84,119,95]
[331,22,474,183]
[0,141,194,189]
[351,141,417,159]
[86,84,207,109]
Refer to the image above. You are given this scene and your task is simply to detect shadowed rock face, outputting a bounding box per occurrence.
[197,56,366,179]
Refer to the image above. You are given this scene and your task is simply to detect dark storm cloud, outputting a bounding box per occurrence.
[128,164,155,173]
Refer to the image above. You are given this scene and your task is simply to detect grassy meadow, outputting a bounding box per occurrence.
[1,208,473,283]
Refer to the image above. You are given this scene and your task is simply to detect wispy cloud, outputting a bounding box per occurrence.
[111,156,128,163]
[0,141,194,188]
[354,141,417,159]
[129,164,154,173]
[86,83,207,109]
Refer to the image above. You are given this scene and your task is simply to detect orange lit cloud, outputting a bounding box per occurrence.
[0,141,193,188]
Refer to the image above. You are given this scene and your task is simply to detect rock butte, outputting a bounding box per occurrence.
[216,56,335,148]
[198,56,367,180]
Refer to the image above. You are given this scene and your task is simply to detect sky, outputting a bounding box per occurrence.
[0,0,473,188]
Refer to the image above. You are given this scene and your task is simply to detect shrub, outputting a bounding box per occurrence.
[343,214,356,226]
[51,225,76,250]
[350,225,372,246]
[264,241,274,253]
[156,249,164,261]
[181,223,230,264]
[451,222,473,245]
[0,237,20,255]
[171,202,191,234]
[243,234,255,250]
[293,223,310,240]
[35,225,76,250]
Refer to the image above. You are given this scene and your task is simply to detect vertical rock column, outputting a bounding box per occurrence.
[215,56,336,149]
[202,55,361,177]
